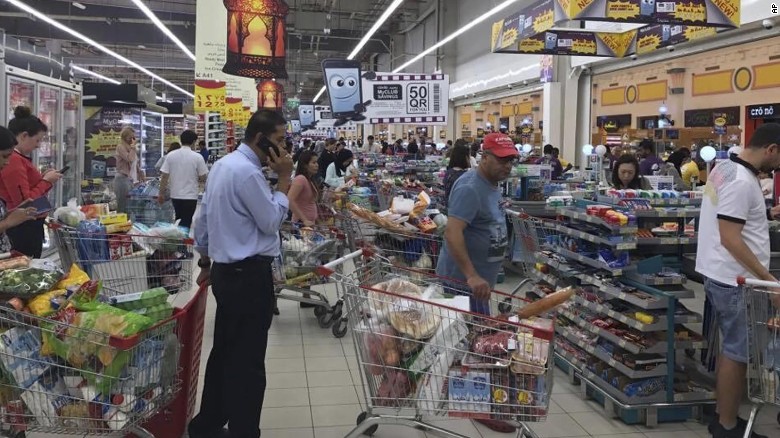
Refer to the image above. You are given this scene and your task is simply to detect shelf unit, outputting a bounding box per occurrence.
[198,112,226,166]
[517,198,712,426]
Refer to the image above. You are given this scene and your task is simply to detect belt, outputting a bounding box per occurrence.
[214,254,275,267]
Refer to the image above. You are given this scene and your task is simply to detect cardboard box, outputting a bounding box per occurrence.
[100,212,129,225]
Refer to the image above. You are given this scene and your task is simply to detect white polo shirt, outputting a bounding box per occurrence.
[160,146,209,200]
[696,156,770,286]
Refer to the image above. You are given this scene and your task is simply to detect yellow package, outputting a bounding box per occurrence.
[54,265,90,290]
[409,191,431,218]
[29,289,68,316]
[104,221,133,234]
[99,212,128,225]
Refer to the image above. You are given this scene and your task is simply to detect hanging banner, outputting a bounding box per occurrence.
[194,80,227,113]
[225,97,244,123]
[359,73,450,125]
[491,0,738,58]
[195,0,259,109]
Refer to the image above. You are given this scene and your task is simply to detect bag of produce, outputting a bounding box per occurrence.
[53,264,90,290]
[54,198,86,227]
[0,267,63,295]
[361,321,401,376]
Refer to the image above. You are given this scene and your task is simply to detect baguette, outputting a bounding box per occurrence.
[517,287,575,319]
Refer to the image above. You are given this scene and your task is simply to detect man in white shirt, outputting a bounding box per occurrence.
[159,130,209,228]
[364,135,378,154]
[696,123,780,438]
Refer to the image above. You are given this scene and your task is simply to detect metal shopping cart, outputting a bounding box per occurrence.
[126,179,176,226]
[274,221,356,337]
[0,282,210,437]
[47,223,194,296]
[737,276,780,437]
[317,249,553,438]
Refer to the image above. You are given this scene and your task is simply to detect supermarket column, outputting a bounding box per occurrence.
[189,110,293,438]
[435,132,518,434]
[695,123,780,438]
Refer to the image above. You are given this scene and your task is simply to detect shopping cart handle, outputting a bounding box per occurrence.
[736,277,780,288]
[316,248,372,277]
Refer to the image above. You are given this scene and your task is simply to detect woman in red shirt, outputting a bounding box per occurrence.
[0,107,61,257]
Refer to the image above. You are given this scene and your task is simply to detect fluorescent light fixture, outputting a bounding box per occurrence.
[393,0,519,73]
[4,0,193,97]
[130,0,196,61]
[314,0,404,103]
[72,1,86,10]
[72,65,121,84]
[156,95,172,103]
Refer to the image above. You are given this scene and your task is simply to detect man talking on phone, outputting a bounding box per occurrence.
[189,109,293,438]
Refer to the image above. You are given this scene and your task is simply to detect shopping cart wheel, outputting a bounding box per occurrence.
[314,305,327,318]
[332,316,348,338]
[357,411,379,436]
[317,310,335,329]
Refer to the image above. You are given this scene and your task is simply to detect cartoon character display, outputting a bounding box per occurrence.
[640,0,655,17]
[544,32,558,50]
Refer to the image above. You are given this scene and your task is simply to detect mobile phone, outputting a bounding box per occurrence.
[58,166,70,174]
[321,59,363,118]
[258,137,281,157]
[18,196,52,216]
[299,104,315,128]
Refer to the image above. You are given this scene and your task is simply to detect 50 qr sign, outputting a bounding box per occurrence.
[361,73,449,125]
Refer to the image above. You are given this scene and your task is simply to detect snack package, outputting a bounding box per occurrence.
[409,191,431,219]
[28,289,70,316]
[54,265,90,290]
[80,203,109,220]
[0,267,63,295]
[390,196,415,215]
[108,287,168,311]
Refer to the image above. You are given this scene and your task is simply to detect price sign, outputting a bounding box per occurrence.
[224,97,243,122]
[242,107,252,127]
[195,80,226,113]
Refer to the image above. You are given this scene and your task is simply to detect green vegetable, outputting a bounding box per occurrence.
[0,268,63,295]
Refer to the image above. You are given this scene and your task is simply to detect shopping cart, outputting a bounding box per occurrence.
[316,250,552,438]
[0,283,198,436]
[274,222,355,337]
[737,276,780,437]
[47,223,194,296]
[126,179,176,226]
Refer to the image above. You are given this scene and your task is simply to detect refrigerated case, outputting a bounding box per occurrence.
[5,66,83,255]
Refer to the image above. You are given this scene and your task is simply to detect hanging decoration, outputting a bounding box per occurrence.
[257,79,284,109]
[222,0,289,79]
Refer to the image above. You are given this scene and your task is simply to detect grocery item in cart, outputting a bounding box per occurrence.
[0,266,63,295]
[516,286,575,319]
[0,255,30,271]
[361,321,401,376]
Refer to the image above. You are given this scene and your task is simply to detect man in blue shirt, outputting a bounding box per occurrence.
[188,109,293,438]
[436,132,517,434]
[638,139,663,176]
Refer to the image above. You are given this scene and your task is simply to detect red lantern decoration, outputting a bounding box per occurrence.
[223,0,289,79]
[257,80,284,109]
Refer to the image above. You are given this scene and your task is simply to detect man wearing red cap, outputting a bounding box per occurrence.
[436,132,518,433]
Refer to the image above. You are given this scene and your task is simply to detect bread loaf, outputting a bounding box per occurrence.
[517,287,575,319]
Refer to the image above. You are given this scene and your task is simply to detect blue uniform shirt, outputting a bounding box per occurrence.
[194,143,289,263]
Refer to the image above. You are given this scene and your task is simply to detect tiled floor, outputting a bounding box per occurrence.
[171,273,780,438]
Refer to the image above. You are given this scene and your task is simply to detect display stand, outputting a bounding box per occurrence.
[515,198,713,426]
[197,112,226,166]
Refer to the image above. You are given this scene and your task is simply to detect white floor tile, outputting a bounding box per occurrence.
[261,406,313,429]
[266,428,315,438]
[569,411,642,436]
[264,388,312,408]
[267,372,310,389]
[303,343,348,358]
[306,370,355,387]
[267,344,305,359]
[551,393,601,414]
[268,334,304,346]
[309,385,360,405]
[424,419,481,437]
[267,357,306,373]
[306,356,349,372]
[314,426,356,438]
[311,404,363,427]
[518,413,589,437]
[643,431,699,438]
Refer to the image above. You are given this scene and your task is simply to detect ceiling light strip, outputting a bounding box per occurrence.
[3,0,194,97]
[72,65,121,84]
[393,0,520,73]
[130,0,196,61]
[314,0,405,103]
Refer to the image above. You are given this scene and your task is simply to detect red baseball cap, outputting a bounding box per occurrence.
[482,133,518,158]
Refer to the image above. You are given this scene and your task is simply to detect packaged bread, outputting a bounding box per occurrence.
[517,287,575,319]
[388,309,441,340]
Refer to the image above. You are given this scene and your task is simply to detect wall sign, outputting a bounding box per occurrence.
[747,103,780,120]
[684,106,740,127]
[596,114,632,131]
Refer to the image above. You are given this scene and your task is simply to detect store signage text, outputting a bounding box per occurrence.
[747,104,780,120]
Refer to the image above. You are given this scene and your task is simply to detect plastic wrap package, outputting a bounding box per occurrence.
[54,199,87,227]
[364,278,423,321]
[75,220,110,271]
[361,321,401,376]
[0,266,63,295]
[472,331,514,356]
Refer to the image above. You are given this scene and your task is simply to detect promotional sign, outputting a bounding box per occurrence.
[361,73,449,125]
[713,112,728,135]
[290,120,301,134]
[225,97,244,122]
[491,0,738,58]
[195,0,258,108]
[194,80,227,113]
[540,55,554,83]
[84,107,140,178]
[315,106,357,132]
[163,116,180,148]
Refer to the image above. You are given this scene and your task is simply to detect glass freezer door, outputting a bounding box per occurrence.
[7,76,35,121]
[62,90,81,205]
[36,84,61,205]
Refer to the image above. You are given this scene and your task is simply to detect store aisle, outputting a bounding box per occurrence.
[181,275,780,438]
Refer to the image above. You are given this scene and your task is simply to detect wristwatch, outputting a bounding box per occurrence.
[197,258,211,268]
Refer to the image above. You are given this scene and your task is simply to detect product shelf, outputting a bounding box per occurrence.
[558,329,668,379]
[570,295,700,332]
[554,208,638,234]
[552,247,629,276]
[555,224,637,250]
[624,272,687,286]
[597,195,701,207]
[633,209,700,218]
[636,236,697,246]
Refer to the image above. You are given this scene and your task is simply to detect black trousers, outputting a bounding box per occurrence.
[7,218,45,258]
[171,199,198,229]
[190,255,275,438]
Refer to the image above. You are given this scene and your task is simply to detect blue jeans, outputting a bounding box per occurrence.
[704,277,748,364]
